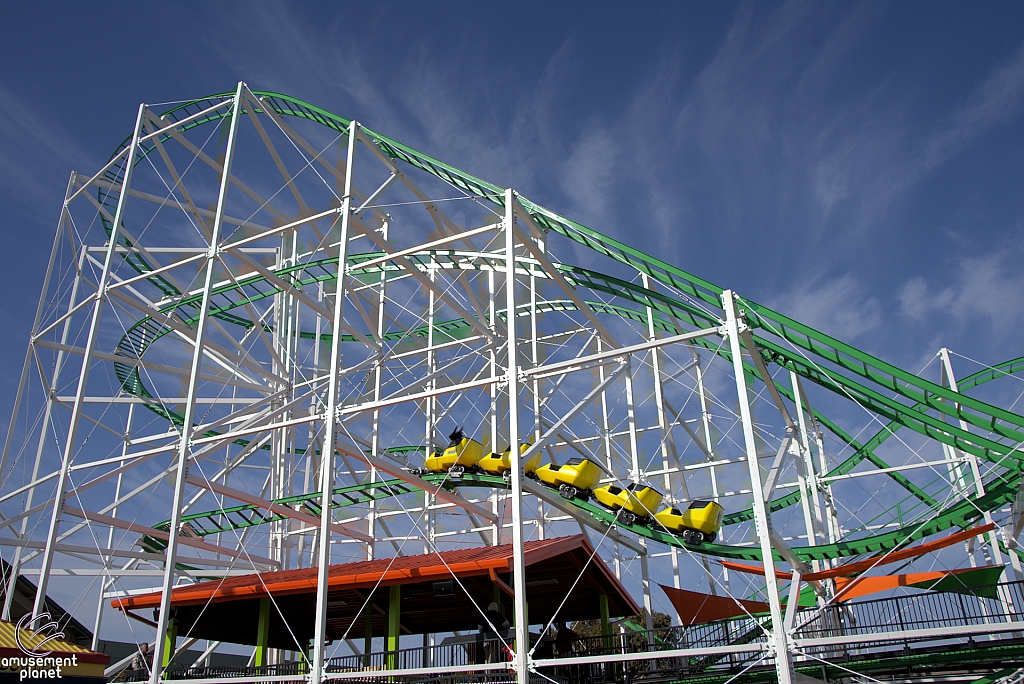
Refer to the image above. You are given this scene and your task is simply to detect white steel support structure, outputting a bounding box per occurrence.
[2,240,87,621]
[33,104,149,619]
[6,87,1024,684]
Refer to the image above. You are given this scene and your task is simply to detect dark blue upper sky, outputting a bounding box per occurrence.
[1,1,1022,407]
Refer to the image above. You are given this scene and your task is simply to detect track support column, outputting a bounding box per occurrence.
[150,82,245,684]
[722,290,794,683]
[505,189,530,684]
[310,118,359,684]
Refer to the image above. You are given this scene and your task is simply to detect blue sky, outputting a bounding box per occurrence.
[0,3,1021,431]
[1,1,1022,411]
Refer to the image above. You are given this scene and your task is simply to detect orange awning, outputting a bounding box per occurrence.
[659,585,769,625]
[833,565,1003,602]
[720,523,993,581]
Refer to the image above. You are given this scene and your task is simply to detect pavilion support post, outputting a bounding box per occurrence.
[310,119,358,684]
[387,585,400,669]
[505,190,530,684]
[300,640,312,674]
[162,615,178,668]
[255,597,271,667]
[363,597,373,668]
[599,594,611,649]
[722,290,794,684]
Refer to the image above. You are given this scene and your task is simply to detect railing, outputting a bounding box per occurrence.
[793,578,1024,646]
[109,581,1024,682]
[116,662,305,682]
[327,633,516,674]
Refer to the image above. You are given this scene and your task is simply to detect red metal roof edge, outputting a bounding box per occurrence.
[113,535,595,611]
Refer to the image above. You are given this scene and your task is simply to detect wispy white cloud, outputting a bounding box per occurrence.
[559,124,620,225]
[921,41,1024,172]
[770,274,881,341]
[0,83,91,214]
[898,237,1024,339]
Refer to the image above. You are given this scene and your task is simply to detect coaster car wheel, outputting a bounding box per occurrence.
[619,511,637,526]
[558,484,579,500]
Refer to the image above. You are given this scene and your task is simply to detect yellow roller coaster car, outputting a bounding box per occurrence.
[422,428,485,476]
[534,457,603,500]
[592,484,664,525]
[477,443,542,481]
[653,500,724,545]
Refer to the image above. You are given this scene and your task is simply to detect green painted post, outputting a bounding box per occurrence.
[387,585,401,670]
[511,601,528,654]
[255,597,271,667]
[300,639,313,674]
[162,615,178,668]
[364,594,374,668]
[599,594,612,654]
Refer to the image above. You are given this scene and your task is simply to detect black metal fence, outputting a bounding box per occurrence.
[111,581,1024,682]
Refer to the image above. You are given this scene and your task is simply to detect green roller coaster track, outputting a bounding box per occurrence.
[94,90,1024,567]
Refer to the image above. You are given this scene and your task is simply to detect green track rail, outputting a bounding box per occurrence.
[94,91,1024,566]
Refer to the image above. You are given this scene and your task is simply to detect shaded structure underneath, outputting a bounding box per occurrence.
[112,535,638,651]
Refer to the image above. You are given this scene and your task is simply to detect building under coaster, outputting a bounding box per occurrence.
[3,82,1024,684]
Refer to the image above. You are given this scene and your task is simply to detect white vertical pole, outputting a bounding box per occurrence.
[624,359,641,484]
[790,372,824,576]
[34,103,149,619]
[310,119,358,684]
[596,336,622,578]
[642,276,680,589]
[92,402,135,651]
[424,259,437,555]
[299,282,325,566]
[622,358,654,636]
[505,190,529,684]
[530,243,544,540]
[488,268,500,544]
[939,349,1020,593]
[639,539,654,641]
[150,83,245,684]
[722,290,793,683]
[367,221,388,561]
